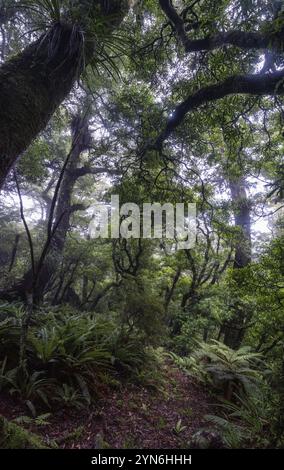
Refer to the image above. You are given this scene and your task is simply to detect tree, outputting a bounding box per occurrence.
[153,1,284,146]
[0,0,129,188]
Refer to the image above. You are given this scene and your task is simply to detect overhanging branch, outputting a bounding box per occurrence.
[159,0,279,53]
[155,68,284,148]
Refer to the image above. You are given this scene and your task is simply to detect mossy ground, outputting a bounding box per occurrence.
[0,415,47,449]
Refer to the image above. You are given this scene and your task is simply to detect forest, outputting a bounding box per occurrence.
[0,0,283,452]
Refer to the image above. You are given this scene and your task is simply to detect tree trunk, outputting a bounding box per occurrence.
[223,176,252,349]
[0,1,129,188]
[0,104,91,303]
[30,105,92,303]
[32,109,91,302]
[229,178,252,269]
[8,233,20,272]
[0,24,85,189]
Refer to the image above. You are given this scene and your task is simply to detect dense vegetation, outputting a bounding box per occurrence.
[0,0,284,449]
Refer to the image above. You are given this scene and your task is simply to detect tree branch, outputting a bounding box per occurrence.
[155,68,284,148]
[159,0,277,54]
[14,171,35,277]
[74,166,121,178]
[70,203,87,213]
[159,0,190,50]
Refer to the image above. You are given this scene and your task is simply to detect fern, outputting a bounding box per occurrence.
[206,389,272,448]
[168,341,265,401]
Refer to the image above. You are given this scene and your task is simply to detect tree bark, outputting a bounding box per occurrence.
[0,0,129,188]
[229,178,252,269]
[0,23,85,189]
[223,176,252,349]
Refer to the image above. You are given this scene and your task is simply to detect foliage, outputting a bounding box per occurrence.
[0,303,164,413]
[173,419,187,435]
[53,383,88,410]
[0,0,284,449]
[13,413,51,427]
[206,388,275,448]
[0,414,47,449]
[170,341,265,401]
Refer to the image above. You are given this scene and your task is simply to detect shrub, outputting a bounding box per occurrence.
[206,388,273,448]
[170,340,265,401]
[9,368,54,416]
[0,304,162,413]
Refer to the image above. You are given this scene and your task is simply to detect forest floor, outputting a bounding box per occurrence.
[0,364,212,449]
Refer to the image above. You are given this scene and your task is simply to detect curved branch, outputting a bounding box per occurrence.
[182,30,268,53]
[155,68,284,148]
[159,0,278,54]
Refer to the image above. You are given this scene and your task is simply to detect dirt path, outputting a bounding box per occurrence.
[0,365,211,449]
